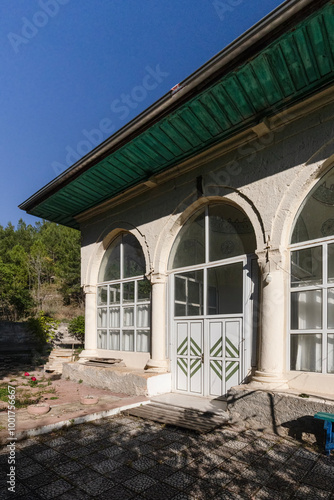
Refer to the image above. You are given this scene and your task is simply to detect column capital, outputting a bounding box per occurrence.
[149,272,168,285]
[83,284,96,294]
[255,247,284,274]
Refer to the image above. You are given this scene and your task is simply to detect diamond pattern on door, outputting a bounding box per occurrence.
[208,319,242,396]
[225,360,239,393]
[176,321,203,394]
[175,318,242,396]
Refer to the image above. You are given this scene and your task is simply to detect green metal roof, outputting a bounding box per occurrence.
[20,1,334,229]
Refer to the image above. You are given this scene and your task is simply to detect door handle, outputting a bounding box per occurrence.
[201,353,204,364]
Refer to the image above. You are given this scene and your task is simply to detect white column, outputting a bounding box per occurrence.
[145,273,169,372]
[79,284,98,360]
[250,250,289,390]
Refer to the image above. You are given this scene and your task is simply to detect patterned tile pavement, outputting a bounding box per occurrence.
[1,415,334,499]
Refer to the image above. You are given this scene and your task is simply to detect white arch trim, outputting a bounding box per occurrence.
[153,193,264,276]
[84,221,152,287]
[272,154,334,251]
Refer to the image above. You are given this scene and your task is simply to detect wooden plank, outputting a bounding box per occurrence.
[150,402,228,421]
[129,411,214,432]
[127,403,226,433]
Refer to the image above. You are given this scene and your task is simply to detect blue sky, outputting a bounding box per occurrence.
[0,0,284,228]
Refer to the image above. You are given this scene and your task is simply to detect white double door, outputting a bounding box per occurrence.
[174,317,242,397]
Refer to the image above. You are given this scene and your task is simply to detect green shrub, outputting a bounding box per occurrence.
[68,315,85,343]
[28,311,60,347]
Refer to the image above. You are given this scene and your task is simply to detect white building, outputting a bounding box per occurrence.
[21,0,334,399]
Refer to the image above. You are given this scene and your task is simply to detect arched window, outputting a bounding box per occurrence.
[97,233,150,353]
[168,204,256,317]
[290,167,334,374]
[168,204,256,270]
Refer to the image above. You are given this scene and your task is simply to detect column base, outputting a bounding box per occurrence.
[145,358,169,373]
[78,349,98,362]
[248,371,289,391]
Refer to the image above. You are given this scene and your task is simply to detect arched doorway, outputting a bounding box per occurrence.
[168,204,257,397]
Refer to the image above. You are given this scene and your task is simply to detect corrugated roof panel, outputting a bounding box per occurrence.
[324,5,334,61]
[105,156,140,181]
[212,83,243,125]
[295,28,320,83]
[265,44,296,97]
[158,120,193,152]
[280,34,309,90]
[149,125,185,157]
[140,133,176,161]
[186,97,221,137]
[308,15,333,75]
[198,92,230,133]
[115,145,149,172]
[132,136,171,164]
[237,68,268,112]
[251,54,282,105]
[93,165,124,188]
[75,171,119,197]
[222,75,255,118]
[176,106,213,142]
[169,113,204,148]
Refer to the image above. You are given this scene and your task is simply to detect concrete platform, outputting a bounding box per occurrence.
[63,361,172,396]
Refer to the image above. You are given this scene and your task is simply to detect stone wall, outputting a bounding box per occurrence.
[227,387,334,446]
[0,321,38,366]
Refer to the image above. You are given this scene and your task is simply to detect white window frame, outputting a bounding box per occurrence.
[97,234,150,353]
[289,235,334,374]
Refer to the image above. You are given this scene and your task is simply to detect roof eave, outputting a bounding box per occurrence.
[19,0,326,213]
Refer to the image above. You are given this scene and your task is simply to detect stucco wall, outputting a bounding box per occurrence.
[79,96,334,393]
[81,99,334,282]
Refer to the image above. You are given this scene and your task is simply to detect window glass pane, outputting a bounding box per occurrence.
[123,233,146,278]
[97,330,108,349]
[291,246,322,287]
[207,263,243,315]
[175,276,186,303]
[97,286,108,305]
[109,331,120,350]
[290,334,322,372]
[175,303,186,316]
[123,282,134,303]
[168,209,205,269]
[109,307,120,328]
[137,331,150,352]
[328,244,334,283]
[109,284,120,304]
[328,334,334,373]
[328,288,334,329]
[137,305,150,327]
[123,307,134,327]
[98,235,121,282]
[291,290,322,330]
[137,279,151,301]
[122,331,134,351]
[97,308,107,328]
[291,167,334,244]
[208,205,256,262]
[174,270,203,316]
